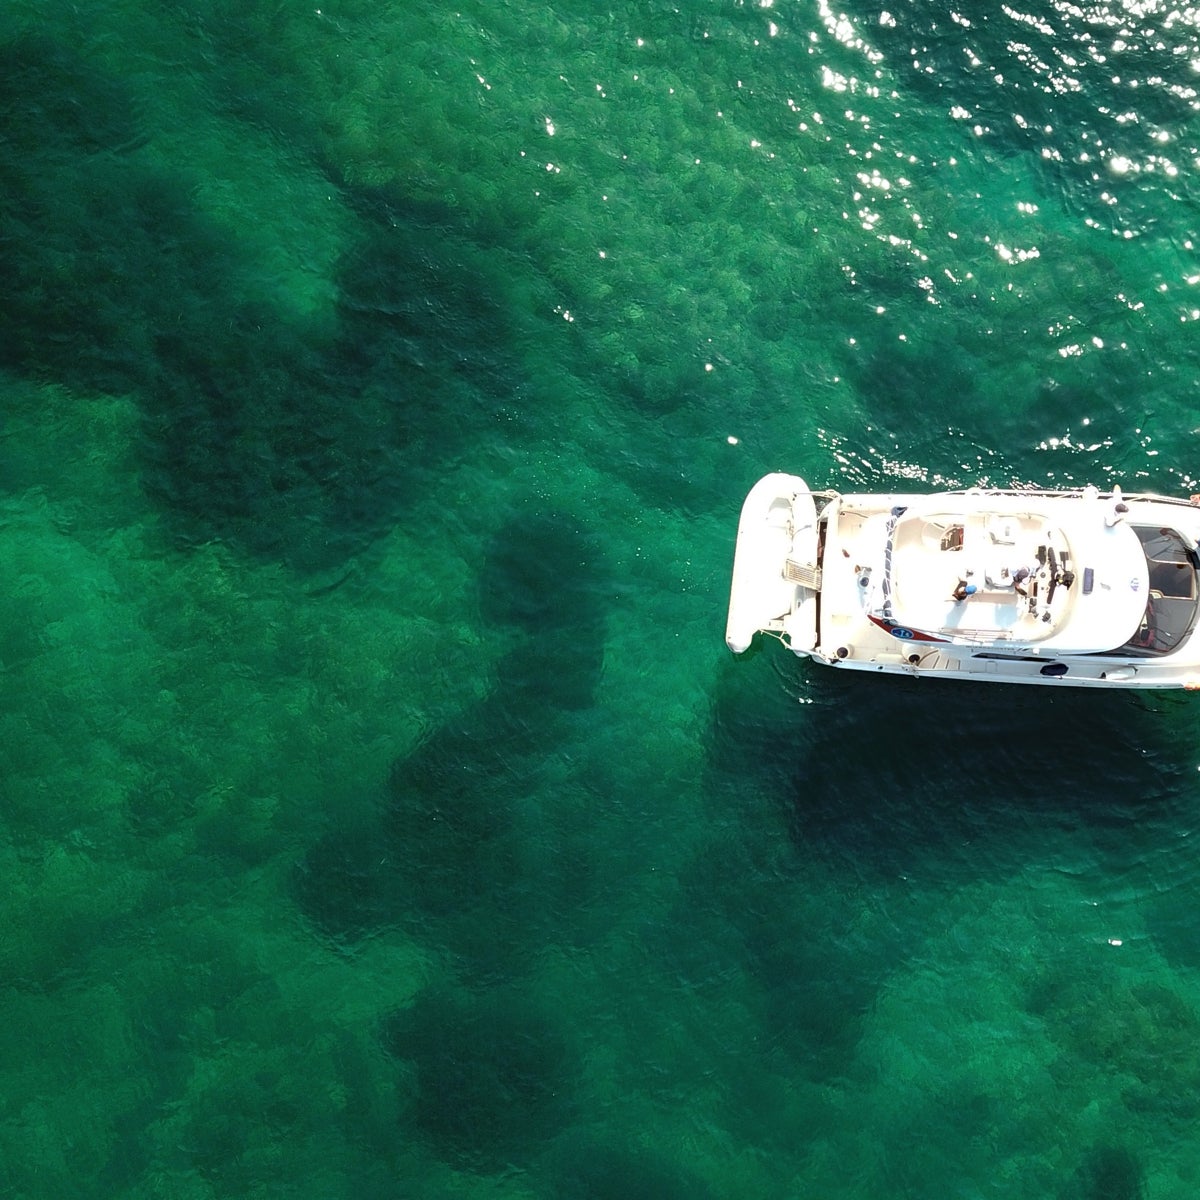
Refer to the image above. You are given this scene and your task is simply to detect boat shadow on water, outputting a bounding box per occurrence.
[711,653,1194,888]
[658,652,1200,1096]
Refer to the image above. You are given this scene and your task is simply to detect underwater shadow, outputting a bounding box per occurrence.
[1063,1145,1146,1200]
[0,33,542,570]
[295,506,612,972]
[651,653,1196,1086]
[383,981,581,1173]
[541,1131,715,1200]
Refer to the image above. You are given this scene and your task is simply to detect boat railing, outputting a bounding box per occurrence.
[1117,493,1200,509]
[937,487,1199,509]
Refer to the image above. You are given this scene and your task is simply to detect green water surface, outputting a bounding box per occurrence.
[4,1,1200,1196]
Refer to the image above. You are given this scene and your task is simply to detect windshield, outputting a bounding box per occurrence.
[1109,526,1200,657]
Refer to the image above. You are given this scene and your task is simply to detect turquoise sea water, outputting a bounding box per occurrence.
[5,0,1200,1195]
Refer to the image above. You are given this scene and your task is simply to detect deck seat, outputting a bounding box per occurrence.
[987,517,1018,545]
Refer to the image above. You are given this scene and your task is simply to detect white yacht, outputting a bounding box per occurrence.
[725,473,1200,688]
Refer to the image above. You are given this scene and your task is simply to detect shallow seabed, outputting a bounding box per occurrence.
[3,1,1200,1196]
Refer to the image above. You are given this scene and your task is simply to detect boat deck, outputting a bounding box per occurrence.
[889,509,1069,642]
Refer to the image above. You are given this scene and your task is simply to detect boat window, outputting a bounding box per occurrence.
[1136,527,1193,565]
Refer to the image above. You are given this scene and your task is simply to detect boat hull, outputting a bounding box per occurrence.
[726,477,1200,690]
